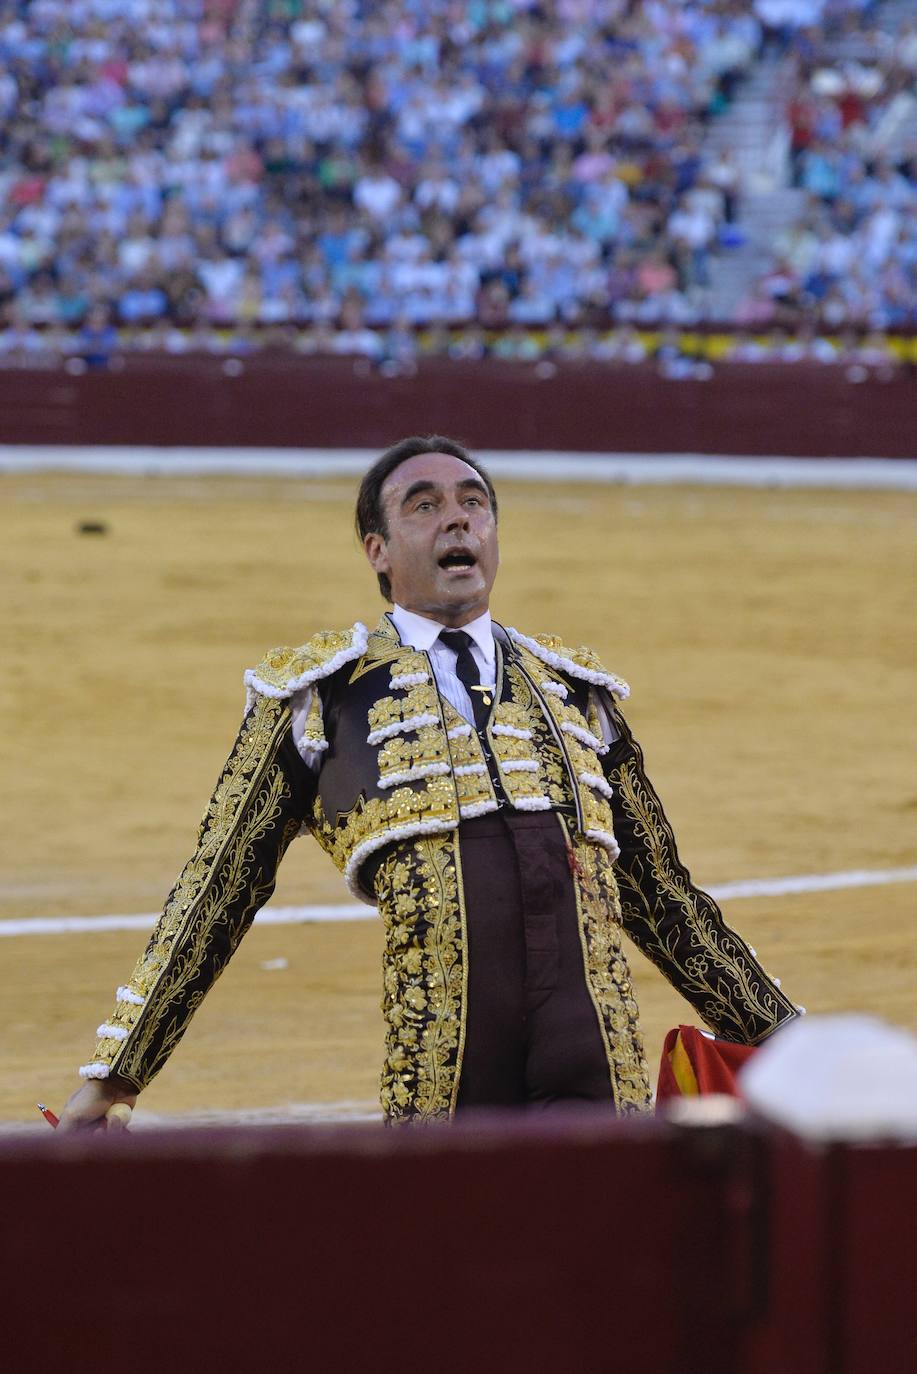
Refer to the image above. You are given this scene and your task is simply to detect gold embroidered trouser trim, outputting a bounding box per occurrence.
[376,832,466,1122]
[562,816,653,1113]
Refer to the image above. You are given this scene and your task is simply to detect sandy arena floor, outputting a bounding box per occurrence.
[2,471,915,1124]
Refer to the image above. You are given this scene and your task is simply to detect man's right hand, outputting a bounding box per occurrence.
[57,1077,139,1131]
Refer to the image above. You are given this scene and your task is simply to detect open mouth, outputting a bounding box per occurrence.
[438,551,478,570]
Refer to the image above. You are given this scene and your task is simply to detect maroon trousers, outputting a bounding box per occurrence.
[455,810,615,1112]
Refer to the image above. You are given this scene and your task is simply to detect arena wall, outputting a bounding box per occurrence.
[4,1116,914,1373]
[1,357,914,456]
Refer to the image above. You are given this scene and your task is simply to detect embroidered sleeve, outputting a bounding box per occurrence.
[79,696,316,1091]
[601,701,799,1045]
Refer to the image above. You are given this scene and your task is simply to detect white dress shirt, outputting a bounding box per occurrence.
[389,604,496,723]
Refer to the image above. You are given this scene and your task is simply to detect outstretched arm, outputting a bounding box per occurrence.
[601,698,800,1045]
[59,694,315,1127]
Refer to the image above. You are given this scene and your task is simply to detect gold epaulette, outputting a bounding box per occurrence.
[505,627,630,700]
[244,622,370,701]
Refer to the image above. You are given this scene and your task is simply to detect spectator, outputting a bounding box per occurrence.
[0,0,905,358]
[78,303,118,369]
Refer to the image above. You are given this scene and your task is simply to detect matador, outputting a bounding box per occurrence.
[61,436,800,1127]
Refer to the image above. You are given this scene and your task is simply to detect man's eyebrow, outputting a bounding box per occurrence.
[399,477,489,507]
[457,477,489,497]
[400,479,438,507]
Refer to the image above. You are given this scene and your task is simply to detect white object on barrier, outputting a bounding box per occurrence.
[739,1014,917,1144]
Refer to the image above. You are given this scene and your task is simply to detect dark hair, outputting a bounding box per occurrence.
[355,435,498,602]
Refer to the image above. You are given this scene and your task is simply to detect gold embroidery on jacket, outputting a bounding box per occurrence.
[368,681,442,737]
[522,633,630,699]
[93,697,294,1082]
[315,630,622,901]
[310,777,459,880]
[561,815,652,1112]
[562,731,617,839]
[490,706,547,806]
[485,664,553,807]
[386,651,432,682]
[253,631,359,692]
[504,662,571,806]
[441,701,496,811]
[311,659,494,893]
[377,723,452,782]
[348,627,413,681]
[613,758,793,1043]
[508,650,618,841]
[375,832,465,1121]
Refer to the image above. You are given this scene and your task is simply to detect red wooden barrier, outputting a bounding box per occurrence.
[740,1130,917,1374]
[0,357,914,456]
[4,1115,914,1373]
[3,1114,759,1374]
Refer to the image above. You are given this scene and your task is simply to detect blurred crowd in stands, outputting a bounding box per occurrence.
[0,0,913,369]
[739,0,917,332]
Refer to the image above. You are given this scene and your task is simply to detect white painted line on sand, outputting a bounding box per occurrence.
[133,1100,382,1128]
[0,903,371,937]
[2,445,916,489]
[710,867,917,900]
[2,866,914,938]
[1,1100,382,1134]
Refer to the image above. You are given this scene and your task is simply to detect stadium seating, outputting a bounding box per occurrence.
[0,0,911,363]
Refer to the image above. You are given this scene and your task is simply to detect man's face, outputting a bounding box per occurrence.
[363,451,499,626]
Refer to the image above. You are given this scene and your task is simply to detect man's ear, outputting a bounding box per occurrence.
[363,531,390,575]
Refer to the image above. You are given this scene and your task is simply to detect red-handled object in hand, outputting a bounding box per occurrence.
[36,1101,133,1131]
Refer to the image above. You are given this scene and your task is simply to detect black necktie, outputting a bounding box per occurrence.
[439,629,491,732]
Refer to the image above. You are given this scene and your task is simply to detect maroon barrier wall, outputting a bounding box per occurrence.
[741,1131,917,1374]
[3,1116,759,1374]
[3,1116,915,1374]
[0,356,914,456]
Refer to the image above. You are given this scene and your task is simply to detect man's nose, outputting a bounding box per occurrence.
[442,503,470,531]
